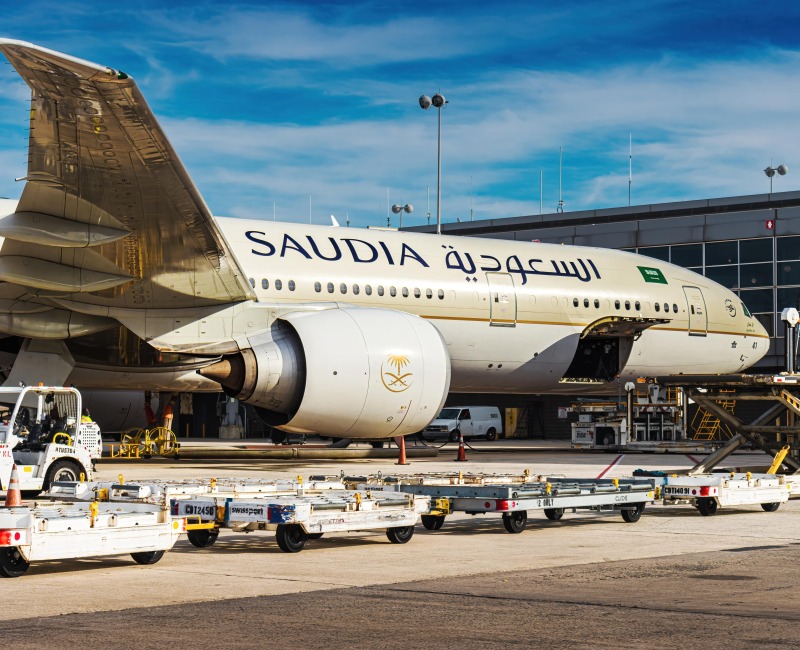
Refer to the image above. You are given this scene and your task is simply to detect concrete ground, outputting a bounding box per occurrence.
[2,441,798,648]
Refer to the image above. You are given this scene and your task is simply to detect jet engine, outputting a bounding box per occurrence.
[199,307,451,438]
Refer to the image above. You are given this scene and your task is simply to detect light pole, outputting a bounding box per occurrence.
[419,93,447,234]
[392,203,413,229]
[764,164,788,193]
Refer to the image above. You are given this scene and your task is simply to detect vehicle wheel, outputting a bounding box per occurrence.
[43,459,83,490]
[187,529,219,548]
[276,524,308,553]
[502,511,527,533]
[696,498,718,516]
[485,428,497,441]
[544,508,564,521]
[602,433,615,446]
[421,515,445,530]
[307,533,324,539]
[761,502,780,512]
[449,430,460,442]
[621,503,645,523]
[0,547,30,578]
[386,526,415,544]
[131,550,165,565]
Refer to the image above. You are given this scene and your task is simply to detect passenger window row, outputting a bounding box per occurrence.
[315,282,445,300]
[249,278,297,291]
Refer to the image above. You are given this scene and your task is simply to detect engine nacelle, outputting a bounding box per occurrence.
[199,307,451,438]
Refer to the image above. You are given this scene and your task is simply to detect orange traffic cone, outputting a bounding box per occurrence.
[396,435,409,466]
[455,433,468,462]
[4,464,22,507]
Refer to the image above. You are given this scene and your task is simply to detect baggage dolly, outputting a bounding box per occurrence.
[661,472,795,516]
[0,497,185,577]
[169,488,429,552]
[352,472,656,533]
[48,477,428,553]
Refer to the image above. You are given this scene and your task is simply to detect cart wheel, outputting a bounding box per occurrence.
[696,498,718,516]
[0,547,30,578]
[131,550,165,565]
[543,508,564,521]
[421,515,445,530]
[187,529,219,548]
[761,502,780,512]
[502,511,527,533]
[621,503,645,523]
[276,524,308,553]
[386,526,414,544]
[307,533,324,539]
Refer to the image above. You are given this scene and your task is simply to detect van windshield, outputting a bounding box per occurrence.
[437,408,461,420]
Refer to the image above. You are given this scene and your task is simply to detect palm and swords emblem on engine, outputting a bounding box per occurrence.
[381,354,414,393]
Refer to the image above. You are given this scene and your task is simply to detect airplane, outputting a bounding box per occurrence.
[0,39,769,439]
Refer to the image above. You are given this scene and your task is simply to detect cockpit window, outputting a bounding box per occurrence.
[741,302,752,318]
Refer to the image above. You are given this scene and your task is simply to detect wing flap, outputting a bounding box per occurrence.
[0,39,255,310]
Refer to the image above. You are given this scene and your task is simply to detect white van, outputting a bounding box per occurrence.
[421,406,503,441]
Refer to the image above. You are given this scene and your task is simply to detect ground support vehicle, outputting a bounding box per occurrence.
[660,472,799,516]
[352,471,655,533]
[48,476,426,553]
[170,488,428,552]
[0,497,185,577]
[0,386,101,494]
[420,406,503,441]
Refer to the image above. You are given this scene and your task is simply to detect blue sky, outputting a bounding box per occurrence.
[1,1,800,228]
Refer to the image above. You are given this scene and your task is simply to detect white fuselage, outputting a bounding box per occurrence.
[191,217,769,395]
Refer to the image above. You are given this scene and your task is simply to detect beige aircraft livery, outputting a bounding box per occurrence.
[0,39,769,438]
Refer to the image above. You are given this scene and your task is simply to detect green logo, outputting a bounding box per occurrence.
[637,266,668,284]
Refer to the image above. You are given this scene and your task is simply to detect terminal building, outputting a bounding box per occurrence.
[406,190,800,437]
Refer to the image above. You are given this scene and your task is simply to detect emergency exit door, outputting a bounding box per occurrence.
[487,273,517,327]
[683,286,707,336]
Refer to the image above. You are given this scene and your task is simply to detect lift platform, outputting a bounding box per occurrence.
[349,471,656,533]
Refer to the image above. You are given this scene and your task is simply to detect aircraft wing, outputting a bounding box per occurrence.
[0,39,255,311]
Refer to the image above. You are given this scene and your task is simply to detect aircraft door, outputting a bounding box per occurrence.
[487,273,517,327]
[683,286,707,336]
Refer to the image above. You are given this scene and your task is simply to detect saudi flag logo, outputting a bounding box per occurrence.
[637,266,668,284]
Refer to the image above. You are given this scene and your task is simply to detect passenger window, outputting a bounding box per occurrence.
[340,283,347,294]
[365,285,372,296]
[664,303,670,313]
[261,279,268,290]
[655,303,661,312]
[672,303,678,313]
[573,298,579,307]
[438,289,445,300]
[402,287,409,298]
[624,300,630,310]
[460,409,470,420]
[426,289,433,299]
[314,282,321,293]
[249,278,255,288]
[414,288,421,298]
[288,280,296,291]
[594,299,600,309]
[378,286,385,296]
[327,282,334,293]
[390,287,397,297]
[353,284,360,295]
[614,300,620,310]
[583,298,589,308]
[275,279,283,290]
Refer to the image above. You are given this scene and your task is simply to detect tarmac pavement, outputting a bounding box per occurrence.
[2,440,798,648]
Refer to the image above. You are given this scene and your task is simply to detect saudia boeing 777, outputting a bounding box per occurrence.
[0,40,768,438]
